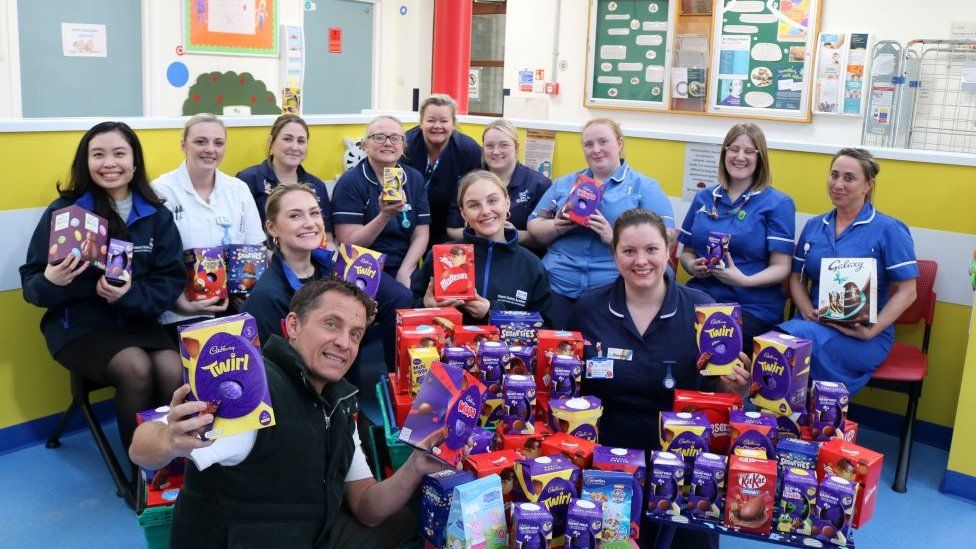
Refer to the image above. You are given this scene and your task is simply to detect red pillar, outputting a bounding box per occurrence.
[431,0,473,114]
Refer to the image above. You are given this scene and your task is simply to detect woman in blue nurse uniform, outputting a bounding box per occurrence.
[527,118,676,327]
[567,209,750,549]
[332,115,430,288]
[678,123,795,351]
[780,148,918,393]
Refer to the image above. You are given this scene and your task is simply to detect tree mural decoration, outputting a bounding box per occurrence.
[182,71,281,115]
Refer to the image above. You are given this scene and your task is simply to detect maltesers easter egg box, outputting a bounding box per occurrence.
[177,313,275,440]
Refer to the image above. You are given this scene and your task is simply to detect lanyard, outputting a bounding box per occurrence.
[708,186,754,220]
[424,156,441,190]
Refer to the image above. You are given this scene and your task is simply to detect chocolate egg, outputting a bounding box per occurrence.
[218,380,243,400]
[738,496,763,520]
[74,230,82,242]
[822,525,835,537]
[822,425,835,436]
[657,499,670,511]
[696,499,710,512]
[181,337,201,359]
[49,244,58,256]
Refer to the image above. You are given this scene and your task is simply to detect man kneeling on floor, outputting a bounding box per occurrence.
[130,278,444,548]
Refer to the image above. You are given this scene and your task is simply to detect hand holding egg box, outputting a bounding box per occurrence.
[48,205,109,268]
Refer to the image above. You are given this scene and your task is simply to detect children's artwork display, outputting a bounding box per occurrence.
[183,0,279,56]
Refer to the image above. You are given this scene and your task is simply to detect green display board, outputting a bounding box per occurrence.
[586,0,675,110]
[708,0,821,119]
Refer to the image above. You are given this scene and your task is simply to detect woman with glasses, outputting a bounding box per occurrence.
[332,115,430,288]
[678,123,796,350]
[403,94,483,245]
[445,119,551,251]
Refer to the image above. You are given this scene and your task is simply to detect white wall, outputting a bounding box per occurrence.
[376,0,433,111]
[503,0,976,145]
[0,0,20,118]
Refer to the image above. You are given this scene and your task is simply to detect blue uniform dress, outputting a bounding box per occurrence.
[679,184,796,346]
[529,162,674,324]
[235,160,333,228]
[241,247,412,372]
[567,274,718,549]
[446,162,552,232]
[331,159,431,274]
[403,127,483,244]
[779,203,918,393]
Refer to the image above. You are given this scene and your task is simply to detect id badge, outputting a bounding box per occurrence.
[586,357,614,379]
[215,215,232,227]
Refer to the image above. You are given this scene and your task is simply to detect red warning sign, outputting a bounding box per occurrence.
[328,27,342,53]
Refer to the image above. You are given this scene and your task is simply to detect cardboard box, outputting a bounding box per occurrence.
[673,389,742,454]
[433,243,476,301]
[818,258,878,324]
[444,475,507,549]
[332,243,384,299]
[566,174,604,227]
[382,166,406,203]
[725,455,777,535]
[541,432,595,469]
[750,331,811,416]
[420,469,476,547]
[395,324,446,393]
[48,205,108,268]
[536,330,585,393]
[513,454,581,542]
[817,438,883,528]
[104,238,133,286]
[177,314,274,440]
[694,304,744,376]
[183,247,228,301]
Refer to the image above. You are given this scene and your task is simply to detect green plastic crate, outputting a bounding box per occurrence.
[137,504,173,549]
[375,379,413,473]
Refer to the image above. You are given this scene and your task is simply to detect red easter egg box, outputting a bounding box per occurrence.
[432,244,476,301]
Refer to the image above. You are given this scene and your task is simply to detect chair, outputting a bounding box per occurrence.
[867,259,938,493]
[46,371,134,508]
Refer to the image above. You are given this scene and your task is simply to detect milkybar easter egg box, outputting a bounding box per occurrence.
[694,303,744,376]
[433,243,476,301]
[333,243,385,299]
[177,314,274,440]
[818,258,878,324]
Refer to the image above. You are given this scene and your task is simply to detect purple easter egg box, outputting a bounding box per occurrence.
[751,331,811,416]
[225,244,268,295]
[48,204,109,269]
[567,174,605,227]
[551,354,583,400]
[511,502,554,549]
[689,452,727,520]
[704,232,730,269]
[420,469,476,547]
[810,381,849,441]
[508,345,537,377]
[105,238,134,286]
[694,304,744,376]
[333,243,385,299]
[513,454,581,539]
[177,313,274,440]
[442,345,476,372]
[564,498,603,548]
[729,410,778,458]
[503,374,536,435]
[813,475,857,544]
[647,451,684,516]
[399,361,487,468]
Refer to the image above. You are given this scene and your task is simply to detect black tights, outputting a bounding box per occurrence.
[64,347,182,456]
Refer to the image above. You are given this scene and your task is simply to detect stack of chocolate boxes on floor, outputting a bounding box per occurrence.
[390,296,882,548]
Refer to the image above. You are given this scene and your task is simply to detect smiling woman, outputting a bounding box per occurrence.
[150,113,267,333]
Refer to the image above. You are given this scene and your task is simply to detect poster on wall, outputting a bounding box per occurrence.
[682,142,722,202]
[584,0,676,110]
[843,33,870,115]
[61,23,107,57]
[281,24,305,113]
[813,33,846,114]
[183,0,279,56]
[524,130,556,179]
[708,0,822,120]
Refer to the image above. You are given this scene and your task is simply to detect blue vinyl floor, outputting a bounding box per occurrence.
[1,339,973,548]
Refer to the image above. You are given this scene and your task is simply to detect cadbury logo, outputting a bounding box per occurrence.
[440,272,468,291]
[828,259,865,272]
[738,472,767,490]
[201,353,250,378]
[209,345,236,356]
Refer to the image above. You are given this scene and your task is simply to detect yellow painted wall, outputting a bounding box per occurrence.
[947,297,976,477]
[1,121,973,437]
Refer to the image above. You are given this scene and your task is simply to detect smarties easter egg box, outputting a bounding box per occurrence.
[399,361,487,469]
[225,244,268,296]
[432,243,476,301]
[177,313,275,440]
[48,205,109,269]
[818,258,878,324]
[332,243,385,299]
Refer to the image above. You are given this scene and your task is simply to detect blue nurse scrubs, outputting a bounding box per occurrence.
[779,203,918,393]
[446,162,552,232]
[403,127,482,245]
[567,274,719,549]
[331,159,430,273]
[236,160,333,228]
[679,184,796,344]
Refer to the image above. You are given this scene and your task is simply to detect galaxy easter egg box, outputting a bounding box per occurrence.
[750,331,811,416]
[332,243,384,299]
[104,238,133,286]
[225,244,267,296]
[818,257,878,324]
[178,314,274,440]
[399,361,487,468]
[694,304,744,376]
[184,247,227,301]
[433,243,476,301]
[48,205,109,268]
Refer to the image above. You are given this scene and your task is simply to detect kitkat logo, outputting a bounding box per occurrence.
[738,472,767,490]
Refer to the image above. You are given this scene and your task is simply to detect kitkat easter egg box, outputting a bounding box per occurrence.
[725,455,777,535]
[693,304,744,376]
[400,361,486,469]
[48,205,108,268]
[750,331,811,416]
[433,243,476,301]
[332,243,385,299]
[514,454,581,542]
[177,314,274,440]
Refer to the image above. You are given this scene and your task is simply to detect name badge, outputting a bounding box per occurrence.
[586,357,614,379]
[215,215,232,227]
[607,347,632,361]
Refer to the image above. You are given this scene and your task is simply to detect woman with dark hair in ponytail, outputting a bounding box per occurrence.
[20,121,186,457]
